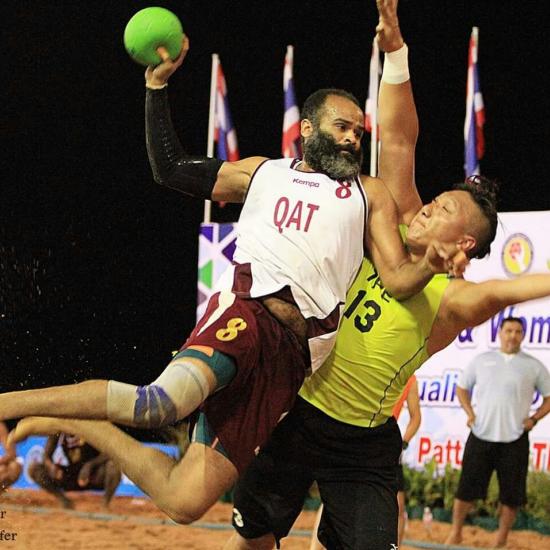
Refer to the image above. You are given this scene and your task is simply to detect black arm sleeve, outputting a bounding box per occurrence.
[145,87,224,199]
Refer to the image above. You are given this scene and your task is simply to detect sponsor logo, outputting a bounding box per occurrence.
[501,233,533,276]
[292,177,319,188]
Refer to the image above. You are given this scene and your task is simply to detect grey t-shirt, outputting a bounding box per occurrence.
[458,350,550,442]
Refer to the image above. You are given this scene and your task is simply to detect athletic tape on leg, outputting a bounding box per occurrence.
[107,359,210,428]
[106,349,236,428]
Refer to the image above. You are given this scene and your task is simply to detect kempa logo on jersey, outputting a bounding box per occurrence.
[501,232,534,277]
[292,177,319,188]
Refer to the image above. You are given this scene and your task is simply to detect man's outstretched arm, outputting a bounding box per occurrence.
[144,37,266,204]
[442,273,550,330]
[376,0,422,223]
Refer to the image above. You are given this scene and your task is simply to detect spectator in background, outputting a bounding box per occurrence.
[0,421,22,492]
[393,375,421,547]
[29,433,121,510]
[445,317,550,548]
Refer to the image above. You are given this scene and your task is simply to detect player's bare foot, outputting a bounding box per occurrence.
[8,417,69,446]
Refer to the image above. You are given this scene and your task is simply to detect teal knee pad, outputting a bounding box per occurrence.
[173,348,236,390]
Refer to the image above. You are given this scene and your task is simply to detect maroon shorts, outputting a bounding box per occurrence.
[183,291,308,474]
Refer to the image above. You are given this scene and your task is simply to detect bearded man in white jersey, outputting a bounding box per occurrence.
[0,32,467,524]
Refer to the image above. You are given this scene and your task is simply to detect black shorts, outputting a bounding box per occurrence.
[456,431,529,507]
[232,397,402,549]
[396,463,405,493]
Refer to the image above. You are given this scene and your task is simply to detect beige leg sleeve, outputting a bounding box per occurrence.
[106,359,211,428]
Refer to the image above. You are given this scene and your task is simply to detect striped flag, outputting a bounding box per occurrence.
[365,38,381,136]
[282,45,301,158]
[215,62,239,162]
[464,27,485,176]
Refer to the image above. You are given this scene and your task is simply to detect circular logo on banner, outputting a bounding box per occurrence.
[501,233,534,277]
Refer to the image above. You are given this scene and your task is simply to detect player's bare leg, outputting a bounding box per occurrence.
[11,416,237,523]
[0,381,109,422]
[28,462,73,509]
[494,504,517,548]
[445,498,474,545]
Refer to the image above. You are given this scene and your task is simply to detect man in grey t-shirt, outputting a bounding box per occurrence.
[445,317,550,548]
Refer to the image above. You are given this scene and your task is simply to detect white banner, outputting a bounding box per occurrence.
[399,211,550,471]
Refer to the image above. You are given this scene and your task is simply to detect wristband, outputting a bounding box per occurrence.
[146,82,168,90]
[402,440,409,450]
[382,44,410,85]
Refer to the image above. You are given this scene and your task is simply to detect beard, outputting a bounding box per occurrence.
[303,128,363,180]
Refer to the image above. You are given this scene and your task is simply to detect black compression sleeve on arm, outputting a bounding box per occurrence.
[145,87,224,199]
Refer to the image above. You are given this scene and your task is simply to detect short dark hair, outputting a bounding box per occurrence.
[500,316,525,331]
[453,175,499,259]
[301,88,361,127]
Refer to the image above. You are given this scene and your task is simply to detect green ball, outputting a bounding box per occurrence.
[124,7,183,66]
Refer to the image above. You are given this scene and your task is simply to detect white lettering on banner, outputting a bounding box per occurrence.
[417,370,460,407]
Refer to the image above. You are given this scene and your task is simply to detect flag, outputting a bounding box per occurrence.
[365,38,381,135]
[464,27,485,176]
[282,45,301,158]
[215,62,239,162]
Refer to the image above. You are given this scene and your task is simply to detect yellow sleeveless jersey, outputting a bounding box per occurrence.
[299,240,450,427]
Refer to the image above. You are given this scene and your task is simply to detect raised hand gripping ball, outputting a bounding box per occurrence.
[124,7,184,66]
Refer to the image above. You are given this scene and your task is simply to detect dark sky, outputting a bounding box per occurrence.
[2,1,550,395]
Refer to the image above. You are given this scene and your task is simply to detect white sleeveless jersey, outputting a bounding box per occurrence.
[228,158,367,372]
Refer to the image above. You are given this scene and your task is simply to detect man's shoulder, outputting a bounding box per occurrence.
[516,350,546,368]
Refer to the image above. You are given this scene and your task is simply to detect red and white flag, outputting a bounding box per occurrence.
[215,62,240,162]
[464,27,485,176]
[282,45,301,158]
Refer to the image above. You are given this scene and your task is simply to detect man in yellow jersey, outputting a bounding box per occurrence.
[219,2,550,549]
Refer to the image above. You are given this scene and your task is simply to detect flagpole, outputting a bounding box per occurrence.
[204,53,219,224]
[369,38,380,177]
